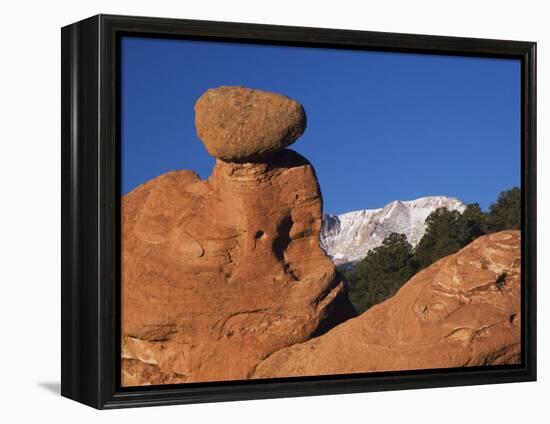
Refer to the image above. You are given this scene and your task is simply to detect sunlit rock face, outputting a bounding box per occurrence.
[253,230,521,378]
[121,87,353,386]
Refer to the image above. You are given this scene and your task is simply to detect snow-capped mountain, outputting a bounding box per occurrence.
[320,196,466,267]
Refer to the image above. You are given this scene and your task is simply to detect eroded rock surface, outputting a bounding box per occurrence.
[122,87,353,385]
[253,230,521,378]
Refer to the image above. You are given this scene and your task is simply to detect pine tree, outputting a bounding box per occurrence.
[457,203,487,243]
[413,203,489,270]
[345,233,416,313]
[413,208,463,270]
[487,187,521,231]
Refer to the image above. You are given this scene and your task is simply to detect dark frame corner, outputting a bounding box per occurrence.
[61,14,537,409]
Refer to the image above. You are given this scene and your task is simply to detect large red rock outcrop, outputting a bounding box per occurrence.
[121,87,354,386]
[122,86,521,386]
[253,230,521,378]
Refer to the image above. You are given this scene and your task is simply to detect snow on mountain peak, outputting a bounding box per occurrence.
[320,196,466,266]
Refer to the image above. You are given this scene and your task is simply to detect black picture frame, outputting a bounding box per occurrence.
[61,14,537,409]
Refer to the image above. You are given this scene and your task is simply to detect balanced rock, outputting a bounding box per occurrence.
[194,86,306,162]
[121,149,354,385]
[253,230,521,378]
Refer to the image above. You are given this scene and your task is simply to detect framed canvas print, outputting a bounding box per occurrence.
[61,14,536,409]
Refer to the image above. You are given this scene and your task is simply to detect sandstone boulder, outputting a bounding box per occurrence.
[253,230,522,378]
[194,86,306,162]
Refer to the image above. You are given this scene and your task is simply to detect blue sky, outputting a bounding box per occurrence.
[121,36,520,214]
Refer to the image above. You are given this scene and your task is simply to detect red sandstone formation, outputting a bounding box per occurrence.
[122,86,521,386]
[121,87,353,386]
[253,230,522,378]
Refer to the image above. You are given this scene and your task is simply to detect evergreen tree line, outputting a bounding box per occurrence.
[344,187,521,314]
